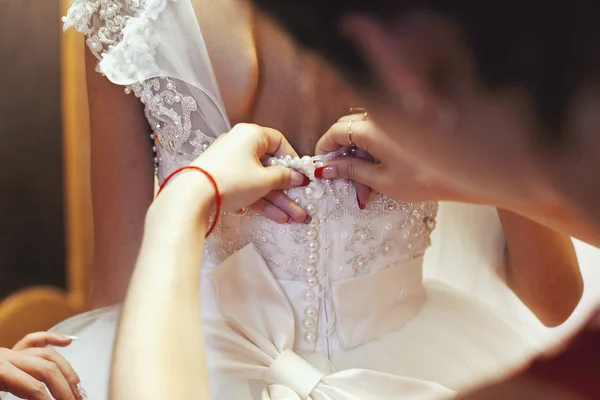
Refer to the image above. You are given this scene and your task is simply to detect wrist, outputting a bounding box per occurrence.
[148,171,217,231]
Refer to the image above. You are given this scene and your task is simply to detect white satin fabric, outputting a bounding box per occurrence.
[41,1,584,399]
[202,244,454,400]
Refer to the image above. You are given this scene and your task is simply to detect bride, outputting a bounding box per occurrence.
[15,0,582,398]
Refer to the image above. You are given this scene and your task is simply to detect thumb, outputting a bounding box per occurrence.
[262,166,310,191]
[315,157,381,188]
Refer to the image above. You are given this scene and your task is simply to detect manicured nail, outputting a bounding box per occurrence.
[291,171,310,186]
[77,382,88,400]
[304,215,313,225]
[287,216,293,224]
[62,335,80,341]
[314,166,337,179]
[357,193,365,210]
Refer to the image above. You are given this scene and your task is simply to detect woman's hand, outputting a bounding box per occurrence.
[0,332,84,400]
[314,114,466,204]
[162,123,311,223]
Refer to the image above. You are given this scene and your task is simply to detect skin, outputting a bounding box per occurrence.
[111,125,304,400]
[87,2,583,326]
[87,0,358,307]
[309,12,600,244]
[318,117,583,327]
[0,332,83,400]
[107,5,598,399]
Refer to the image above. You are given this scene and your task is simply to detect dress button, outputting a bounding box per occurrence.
[303,289,316,302]
[303,187,314,199]
[304,331,317,343]
[305,306,318,318]
[303,318,316,330]
[305,265,317,276]
[307,276,318,287]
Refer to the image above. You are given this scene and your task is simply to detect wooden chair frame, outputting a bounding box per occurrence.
[0,0,93,347]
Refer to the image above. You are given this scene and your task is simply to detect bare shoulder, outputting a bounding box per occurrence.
[189,0,258,124]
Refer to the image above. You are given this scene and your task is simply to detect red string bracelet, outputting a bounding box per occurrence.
[156,166,222,238]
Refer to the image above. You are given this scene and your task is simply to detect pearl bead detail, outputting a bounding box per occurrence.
[303,289,316,302]
[306,228,317,239]
[305,306,318,318]
[305,265,317,276]
[307,276,318,286]
[304,331,317,343]
[303,318,316,330]
[303,187,314,199]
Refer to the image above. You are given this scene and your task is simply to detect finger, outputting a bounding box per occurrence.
[24,347,83,400]
[13,332,77,351]
[337,112,368,123]
[349,148,376,207]
[0,363,51,400]
[264,191,309,224]
[314,157,382,188]
[248,198,291,224]
[355,183,373,209]
[262,166,310,191]
[9,352,76,400]
[351,147,375,163]
[236,124,300,159]
[315,120,375,156]
[260,127,301,159]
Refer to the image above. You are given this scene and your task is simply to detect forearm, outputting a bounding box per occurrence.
[498,209,583,326]
[110,174,214,400]
[436,184,600,246]
[508,202,600,248]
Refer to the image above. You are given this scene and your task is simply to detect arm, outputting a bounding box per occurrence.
[85,48,155,307]
[0,333,83,400]
[315,119,600,247]
[498,209,583,327]
[110,173,213,400]
[110,124,307,399]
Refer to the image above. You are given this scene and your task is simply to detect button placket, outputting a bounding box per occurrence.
[302,185,320,343]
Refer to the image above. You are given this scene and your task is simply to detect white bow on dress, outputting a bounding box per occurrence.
[203,244,455,400]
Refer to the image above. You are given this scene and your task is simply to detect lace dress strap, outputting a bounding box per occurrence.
[63,0,230,133]
[63,0,144,61]
[63,0,231,181]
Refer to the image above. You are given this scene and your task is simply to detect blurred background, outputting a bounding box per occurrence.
[0,0,92,347]
[0,0,65,300]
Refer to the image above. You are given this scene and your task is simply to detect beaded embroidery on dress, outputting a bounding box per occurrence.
[11,1,546,399]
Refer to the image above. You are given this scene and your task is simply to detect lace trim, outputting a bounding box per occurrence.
[128,78,215,179]
[63,0,171,82]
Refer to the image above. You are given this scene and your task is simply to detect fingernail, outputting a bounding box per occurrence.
[291,171,310,186]
[62,335,80,341]
[287,216,293,224]
[304,215,312,225]
[314,166,337,179]
[77,382,88,400]
[357,193,365,210]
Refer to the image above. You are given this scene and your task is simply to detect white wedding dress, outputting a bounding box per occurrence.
[7,0,559,399]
